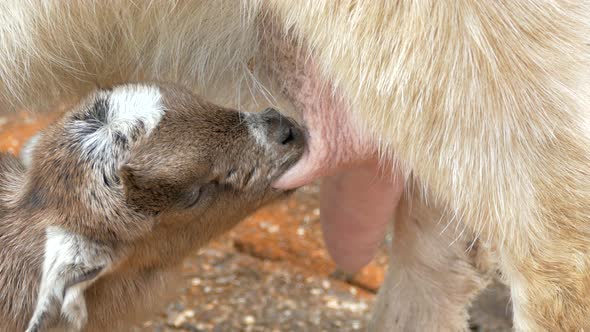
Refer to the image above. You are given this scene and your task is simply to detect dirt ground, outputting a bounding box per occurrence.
[1,110,513,331]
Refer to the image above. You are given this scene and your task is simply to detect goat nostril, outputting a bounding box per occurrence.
[258,107,301,145]
[280,126,295,145]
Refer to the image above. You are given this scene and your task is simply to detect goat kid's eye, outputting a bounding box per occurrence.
[182,187,202,209]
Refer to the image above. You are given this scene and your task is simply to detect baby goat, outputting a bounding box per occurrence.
[0,83,304,331]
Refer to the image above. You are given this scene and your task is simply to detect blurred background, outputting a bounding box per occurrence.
[1,108,511,331]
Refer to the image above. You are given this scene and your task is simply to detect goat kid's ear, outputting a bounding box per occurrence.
[120,164,169,215]
[120,162,199,215]
[26,227,113,332]
[120,141,209,215]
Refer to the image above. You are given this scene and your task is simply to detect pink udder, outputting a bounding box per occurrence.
[267,37,403,272]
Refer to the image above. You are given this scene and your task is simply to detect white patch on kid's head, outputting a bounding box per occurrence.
[107,85,166,136]
[65,84,166,190]
[75,84,166,155]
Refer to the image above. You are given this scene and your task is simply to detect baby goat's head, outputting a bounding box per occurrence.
[24,83,304,241]
[22,83,305,331]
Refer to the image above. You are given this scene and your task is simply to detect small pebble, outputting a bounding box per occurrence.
[243,315,256,325]
[352,320,362,330]
[267,224,279,233]
[171,309,195,327]
[215,276,234,284]
[196,323,210,330]
[325,299,340,309]
[341,301,368,313]
[296,227,305,236]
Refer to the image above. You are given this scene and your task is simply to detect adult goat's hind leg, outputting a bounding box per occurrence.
[371,190,495,331]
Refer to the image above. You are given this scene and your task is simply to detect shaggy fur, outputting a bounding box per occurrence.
[0,83,304,331]
[0,1,589,330]
[370,184,499,331]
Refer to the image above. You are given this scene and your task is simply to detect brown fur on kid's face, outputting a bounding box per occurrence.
[4,83,304,331]
[25,83,304,242]
[119,84,305,242]
[122,85,303,207]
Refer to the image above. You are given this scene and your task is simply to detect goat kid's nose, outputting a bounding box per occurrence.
[261,108,301,145]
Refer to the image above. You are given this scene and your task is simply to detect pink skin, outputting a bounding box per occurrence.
[272,61,404,273]
[320,164,402,273]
